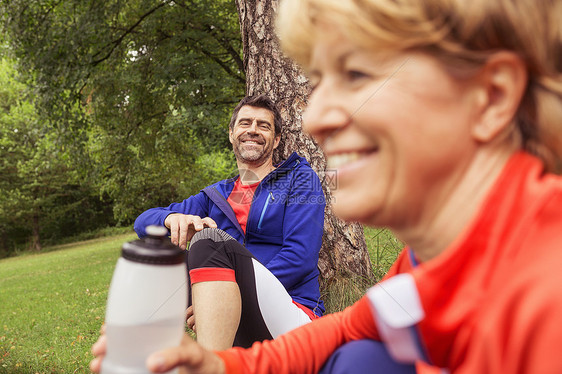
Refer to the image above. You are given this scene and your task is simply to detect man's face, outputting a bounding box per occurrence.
[229,105,280,165]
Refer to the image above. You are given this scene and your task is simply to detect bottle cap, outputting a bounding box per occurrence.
[121,225,185,265]
[145,225,168,237]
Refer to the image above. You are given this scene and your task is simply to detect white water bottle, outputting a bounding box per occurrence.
[101,225,187,374]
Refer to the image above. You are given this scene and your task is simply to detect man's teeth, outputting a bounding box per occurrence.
[327,153,362,169]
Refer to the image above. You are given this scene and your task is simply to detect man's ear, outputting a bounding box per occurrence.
[274,134,281,149]
[471,51,528,143]
[228,127,234,144]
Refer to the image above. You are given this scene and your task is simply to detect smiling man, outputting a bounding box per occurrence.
[230,105,279,167]
[133,95,326,350]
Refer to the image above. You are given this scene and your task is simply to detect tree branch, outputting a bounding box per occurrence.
[91,1,171,66]
[199,48,245,84]
[204,23,245,73]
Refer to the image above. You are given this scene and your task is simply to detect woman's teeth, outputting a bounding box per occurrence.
[327,152,362,169]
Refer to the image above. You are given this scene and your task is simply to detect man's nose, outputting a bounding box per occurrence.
[247,120,259,133]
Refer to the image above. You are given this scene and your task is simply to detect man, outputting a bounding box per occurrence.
[134,95,325,350]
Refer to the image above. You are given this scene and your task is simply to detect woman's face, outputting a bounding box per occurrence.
[303,30,483,230]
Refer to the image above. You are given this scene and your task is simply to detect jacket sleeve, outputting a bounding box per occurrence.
[217,295,380,374]
[133,191,209,237]
[264,164,325,291]
[216,250,414,374]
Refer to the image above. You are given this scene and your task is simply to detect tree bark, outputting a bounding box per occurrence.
[235,0,373,294]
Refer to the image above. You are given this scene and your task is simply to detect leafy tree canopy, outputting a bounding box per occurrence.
[1,0,244,224]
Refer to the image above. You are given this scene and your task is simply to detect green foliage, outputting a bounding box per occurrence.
[1,0,244,222]
[179,149,237,195]
[0,56,116,255]
[0,0,245,249]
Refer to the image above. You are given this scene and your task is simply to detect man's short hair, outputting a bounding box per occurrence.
[229,95,283,136]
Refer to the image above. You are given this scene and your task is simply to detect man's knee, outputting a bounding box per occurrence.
[188,228,236,272]
[190,227,235,247]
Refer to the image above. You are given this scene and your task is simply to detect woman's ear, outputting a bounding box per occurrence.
[471,51,528,143]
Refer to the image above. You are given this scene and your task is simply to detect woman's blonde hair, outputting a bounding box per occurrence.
[277,0,562,173]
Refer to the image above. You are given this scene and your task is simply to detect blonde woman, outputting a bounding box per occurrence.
[91,0,562,372]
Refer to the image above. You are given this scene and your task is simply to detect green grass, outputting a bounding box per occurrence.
[0,227,402,373]
[322,227,403,314]
[364,226,404,281]
[0,232,137,374]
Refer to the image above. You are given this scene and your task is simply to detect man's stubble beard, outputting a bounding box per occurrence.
[233,138,275,166]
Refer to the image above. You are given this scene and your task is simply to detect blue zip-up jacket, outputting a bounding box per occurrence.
[134,152,326,316]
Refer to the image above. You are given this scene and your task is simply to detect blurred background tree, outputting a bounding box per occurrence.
[0,53,114,252]
[0,0,244,255]
[235,0,372,294]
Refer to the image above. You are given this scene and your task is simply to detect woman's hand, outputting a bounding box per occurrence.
[145,334,225,374]
[186,305,196,332]
[90,327,225,374]
[89,325,107,373]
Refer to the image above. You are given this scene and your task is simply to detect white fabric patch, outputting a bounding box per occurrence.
[366,273,425,363]
[252,258,311,338]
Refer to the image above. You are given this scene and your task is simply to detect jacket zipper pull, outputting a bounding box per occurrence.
[257,192,274,230]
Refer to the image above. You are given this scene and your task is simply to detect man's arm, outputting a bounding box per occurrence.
[133,192,215,248]
[164,214,217,249]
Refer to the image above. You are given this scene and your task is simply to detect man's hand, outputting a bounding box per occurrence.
[90,327,225,374]
[185,305,196,332]
[164,214,217,249]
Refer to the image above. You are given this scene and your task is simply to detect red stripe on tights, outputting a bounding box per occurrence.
[190,267,236,284]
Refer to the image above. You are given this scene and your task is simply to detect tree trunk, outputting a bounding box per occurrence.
[31,212,42,251]
[235,0,373,303]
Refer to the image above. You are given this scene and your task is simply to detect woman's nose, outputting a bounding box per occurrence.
[303,84,350,145]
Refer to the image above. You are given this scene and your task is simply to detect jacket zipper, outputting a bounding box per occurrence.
[257,192,274,230]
